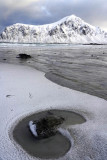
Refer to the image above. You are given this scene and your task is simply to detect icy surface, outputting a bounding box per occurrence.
[0,63,107,160]
[29,121,38,137]
[0,15,107,44]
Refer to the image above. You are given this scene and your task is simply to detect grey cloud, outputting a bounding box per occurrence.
[0,0,107,31]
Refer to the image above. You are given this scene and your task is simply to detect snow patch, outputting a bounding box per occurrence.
[29,121,38,137]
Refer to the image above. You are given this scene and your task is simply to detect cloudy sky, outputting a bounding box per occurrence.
[0,0,107,32]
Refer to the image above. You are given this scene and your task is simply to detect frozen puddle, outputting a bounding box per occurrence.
[13,110,85,159]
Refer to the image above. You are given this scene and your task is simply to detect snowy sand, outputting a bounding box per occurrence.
[0,63,107,160]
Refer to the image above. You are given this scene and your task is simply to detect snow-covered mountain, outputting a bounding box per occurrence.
[0,15,107,44]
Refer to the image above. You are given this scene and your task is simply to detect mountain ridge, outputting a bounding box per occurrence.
[0,15,107,44]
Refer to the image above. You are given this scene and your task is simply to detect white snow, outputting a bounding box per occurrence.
[0,15,107,44]
[29,121,38,137]
[0,63,107,160]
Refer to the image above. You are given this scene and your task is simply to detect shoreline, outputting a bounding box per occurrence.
[0,44,107,100]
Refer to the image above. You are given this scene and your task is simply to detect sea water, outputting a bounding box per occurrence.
[0,43,107,99]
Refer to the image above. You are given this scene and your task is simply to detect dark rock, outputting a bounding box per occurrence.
[32,116,64,138]
[82,29,87,35]
[16,54,31,59]
[49,27,59,36]
[89,43,102,45]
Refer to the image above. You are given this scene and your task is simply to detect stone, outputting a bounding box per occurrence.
[16,53,31,59]
[29,116,64,139]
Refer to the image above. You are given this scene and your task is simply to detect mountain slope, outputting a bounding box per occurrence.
[0,15,107,44]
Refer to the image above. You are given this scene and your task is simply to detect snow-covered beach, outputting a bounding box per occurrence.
[0,62,107,160]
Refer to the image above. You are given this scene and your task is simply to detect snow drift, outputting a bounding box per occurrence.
[0,15,107,44]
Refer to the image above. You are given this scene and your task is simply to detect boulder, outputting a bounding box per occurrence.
[29,116,64,138]
[16,53,31,59]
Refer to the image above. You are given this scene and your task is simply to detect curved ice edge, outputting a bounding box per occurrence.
[28,121,73,157]
[58,128,74,151]
[28,120,74,147]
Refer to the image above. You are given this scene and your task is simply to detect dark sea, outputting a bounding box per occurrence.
[0,43,107,100]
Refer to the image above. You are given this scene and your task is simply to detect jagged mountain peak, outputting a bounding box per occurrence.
[0,14,107,44]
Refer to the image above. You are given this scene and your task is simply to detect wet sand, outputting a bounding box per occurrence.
[0,44,107,100]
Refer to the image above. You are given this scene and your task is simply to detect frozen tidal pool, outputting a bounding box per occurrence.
[13,109,85,159]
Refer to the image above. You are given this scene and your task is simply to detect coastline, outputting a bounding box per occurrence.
[0,44,107,100]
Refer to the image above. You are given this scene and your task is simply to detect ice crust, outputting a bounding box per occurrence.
[0,63,107,160]
[29,121,38,137]
[0,15,107,44]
